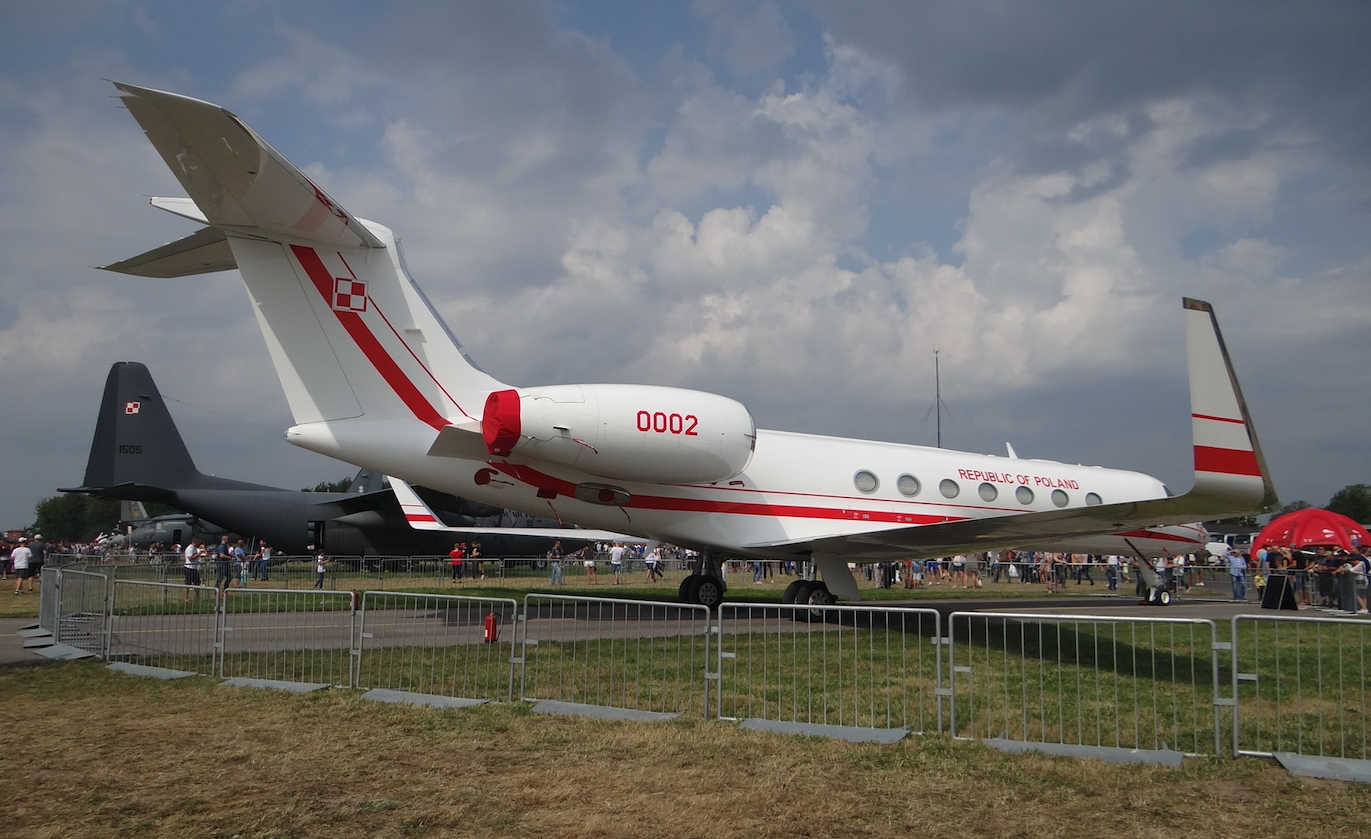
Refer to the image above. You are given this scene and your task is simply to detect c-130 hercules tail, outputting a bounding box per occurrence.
[104,82,1278,607]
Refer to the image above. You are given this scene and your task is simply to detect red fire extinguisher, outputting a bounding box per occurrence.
[483,609,499,643]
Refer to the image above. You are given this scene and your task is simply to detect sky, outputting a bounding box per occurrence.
[1,0,1369,530]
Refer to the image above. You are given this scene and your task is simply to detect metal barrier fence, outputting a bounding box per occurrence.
[55,569,112,657]
[107,580,221,674]
[54,555,928,594]
[216,589,358,687]
[25,566,1371,768]
[357,592,519,702]
[38,565,61,634]
[520,594,712,718]
[1232,614,1370,760]
[715,603,943,733]
[947,612,1225,756]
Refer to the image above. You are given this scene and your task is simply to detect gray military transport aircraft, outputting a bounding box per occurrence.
[62,362,584,557]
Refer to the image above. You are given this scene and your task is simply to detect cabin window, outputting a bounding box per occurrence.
[1085,492,1102,506]
[1051,489,1069,507]
[897,474,921,497]
[978,482,998,502]
[853,470,879,494]
[939,479,960,499]
[1015,486,1034,504]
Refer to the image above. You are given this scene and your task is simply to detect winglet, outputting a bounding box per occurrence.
[1182,298,1279,513]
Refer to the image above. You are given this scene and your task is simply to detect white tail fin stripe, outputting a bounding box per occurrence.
[369,289,469,416]
[291,244,450,431]
[1193,416,1253,451]
[331,245,471,417]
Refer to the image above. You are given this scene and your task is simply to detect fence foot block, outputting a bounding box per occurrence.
[22,637,55,648]
[107,662,197,680]
[1274,753,1371,783]
[739,719,909,744]
[220,677,330,693]
[983,738,1184,766]
[17,628,52,638]
[531,700,679,722]
[34,643,96,661]
[362,689,488,709]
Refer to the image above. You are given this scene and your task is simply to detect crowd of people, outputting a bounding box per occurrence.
[8,528,1368,614]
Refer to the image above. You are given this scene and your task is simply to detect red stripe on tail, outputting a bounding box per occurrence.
[291,245,449,431]
[1194,445,1260,477]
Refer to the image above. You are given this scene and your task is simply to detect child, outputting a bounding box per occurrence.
[1254,571,1266,602]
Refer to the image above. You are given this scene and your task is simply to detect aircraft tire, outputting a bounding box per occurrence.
[1157,589,1172,606]
[806,582,834,609]
[782,579,806,605]
[694,576,725,610]
[789,582,817,621]
[679,576,699,604]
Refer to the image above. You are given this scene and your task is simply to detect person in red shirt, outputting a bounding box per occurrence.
[448,542,465,584]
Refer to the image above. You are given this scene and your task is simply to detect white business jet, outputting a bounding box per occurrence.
[103,83,1278,607]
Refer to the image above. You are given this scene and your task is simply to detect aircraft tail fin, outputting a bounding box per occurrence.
[78,362,203,492]
[105,82,506,436]
[346,469,386,494]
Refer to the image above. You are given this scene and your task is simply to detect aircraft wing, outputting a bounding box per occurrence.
[389,477,645,544]
[59,481,178,503]
[752,298,1278,562]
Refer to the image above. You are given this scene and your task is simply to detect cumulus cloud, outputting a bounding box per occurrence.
[0,0,1368,528]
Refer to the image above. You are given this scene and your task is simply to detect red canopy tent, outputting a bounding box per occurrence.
[1251,508,1370,554]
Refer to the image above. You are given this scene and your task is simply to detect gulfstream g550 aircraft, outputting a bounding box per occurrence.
[104,82,1278,607]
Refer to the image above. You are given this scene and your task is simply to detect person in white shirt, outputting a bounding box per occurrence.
[609,543,625,585]
[11,538,32,594]
[182,537,204,601]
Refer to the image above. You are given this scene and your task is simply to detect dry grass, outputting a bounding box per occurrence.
[2,660,1366,839]
[0,588,40,619]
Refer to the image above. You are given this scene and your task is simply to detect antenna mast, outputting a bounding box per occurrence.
[935,349,941,449]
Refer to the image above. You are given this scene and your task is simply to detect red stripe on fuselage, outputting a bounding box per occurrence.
[1194,445,1261,477]
[291,245,449,432]
[489,462,962,525]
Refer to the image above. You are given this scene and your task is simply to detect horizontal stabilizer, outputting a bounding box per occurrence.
[101,226,236,278]
[113,82,385,249]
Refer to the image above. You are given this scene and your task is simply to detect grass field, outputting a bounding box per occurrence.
[1,660,1366,839]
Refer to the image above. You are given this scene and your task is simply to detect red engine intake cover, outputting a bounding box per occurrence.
[482,389,521,456]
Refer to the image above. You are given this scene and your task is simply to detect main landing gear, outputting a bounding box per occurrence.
[678,550,726,608]
[781,578,834,608]
[679,574,726,608]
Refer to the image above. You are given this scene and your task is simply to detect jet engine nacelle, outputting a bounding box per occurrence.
[482,384,755,485]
